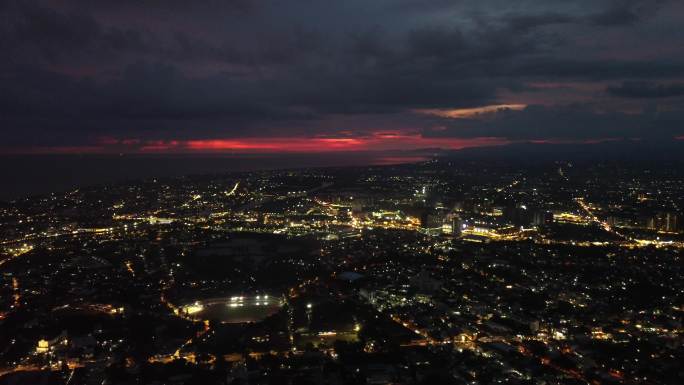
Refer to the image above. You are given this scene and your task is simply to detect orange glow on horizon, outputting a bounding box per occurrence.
[415,104,527,119]
[11,134,677,155]
[3,134,509,154]
[6,135,678,155]
[185,138,367,151]
[169,135,505,153]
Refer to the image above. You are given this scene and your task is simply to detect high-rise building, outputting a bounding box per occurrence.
[532,210,554,227]
[653,212,679,232]
[452,216,464,237]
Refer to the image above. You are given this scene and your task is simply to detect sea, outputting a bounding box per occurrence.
[0,152,429,201]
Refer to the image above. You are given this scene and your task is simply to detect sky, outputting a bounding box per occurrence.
[2,0,684,154]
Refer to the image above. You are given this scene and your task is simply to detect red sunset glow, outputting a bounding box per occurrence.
[7,135,510,154]
[154,135,507,153]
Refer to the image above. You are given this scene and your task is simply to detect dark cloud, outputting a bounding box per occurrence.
[1,0,683,150]
[589,0,666,26]
[422,105,684,140]
[607,81,684,98]
[0,63,308,143]
[0,1,150,67]
[590,5,640,26]
[505,13,576,32]
[509,59,684,80]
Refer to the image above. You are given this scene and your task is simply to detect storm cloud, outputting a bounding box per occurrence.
[1,0,684,151]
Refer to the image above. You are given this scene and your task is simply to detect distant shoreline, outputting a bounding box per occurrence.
[0,152,430,201]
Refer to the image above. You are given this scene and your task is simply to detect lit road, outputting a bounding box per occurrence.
[225,181,240,196]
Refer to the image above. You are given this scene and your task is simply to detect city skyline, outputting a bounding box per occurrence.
[1,159,682,384]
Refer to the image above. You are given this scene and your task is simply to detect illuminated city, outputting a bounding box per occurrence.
[1,158,683,384]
